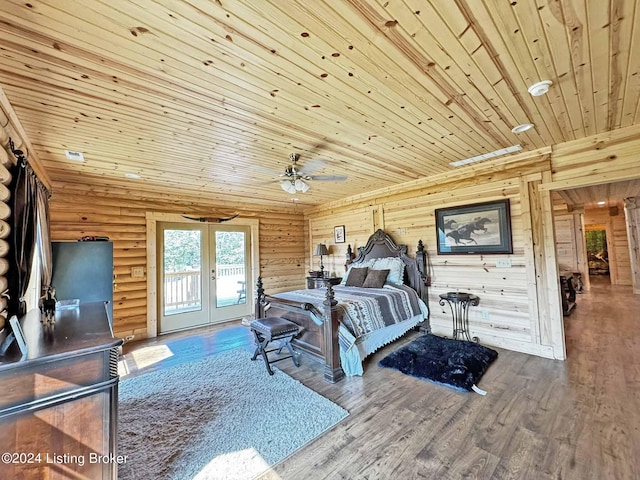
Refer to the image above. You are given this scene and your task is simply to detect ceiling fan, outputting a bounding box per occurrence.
[277,153,347,194]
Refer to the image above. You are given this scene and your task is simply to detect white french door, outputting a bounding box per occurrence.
[158,222,252,333]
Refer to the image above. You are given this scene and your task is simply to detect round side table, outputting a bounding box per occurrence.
[438,292,480,342]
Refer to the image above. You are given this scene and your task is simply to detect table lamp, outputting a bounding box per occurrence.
[313,243,329,277]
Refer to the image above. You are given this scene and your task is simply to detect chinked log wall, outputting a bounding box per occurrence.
[49,192,306,340]
[0,129,13,330]
[0,91,53,329]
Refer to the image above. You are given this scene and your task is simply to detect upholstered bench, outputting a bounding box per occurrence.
[250,317,301,375]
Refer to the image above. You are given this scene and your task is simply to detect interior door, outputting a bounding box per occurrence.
[158,222,252,334]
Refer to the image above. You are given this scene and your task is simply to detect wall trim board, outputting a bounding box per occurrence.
[538,173,640,193]
[519,176,542,346]
[429,325,556,359]
[539,172,566,359]
[306,152,552,215]
[145,212,259,338]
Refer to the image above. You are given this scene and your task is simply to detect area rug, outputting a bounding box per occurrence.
[118,348,348,480]
[379,334,498,392]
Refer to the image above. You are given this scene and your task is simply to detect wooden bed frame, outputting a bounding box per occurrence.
[254,229,430,383]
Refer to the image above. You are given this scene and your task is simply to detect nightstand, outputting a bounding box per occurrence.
[306,277,342,289]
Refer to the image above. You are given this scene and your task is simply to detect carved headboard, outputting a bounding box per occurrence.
[345,229,429,305]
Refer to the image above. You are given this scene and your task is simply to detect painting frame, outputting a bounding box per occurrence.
[334,225,346,244]
[435,199,512,255]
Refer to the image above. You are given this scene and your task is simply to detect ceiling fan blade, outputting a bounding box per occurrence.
[309,175,347,182]
[297,158,326,176]
[253,164,281,176]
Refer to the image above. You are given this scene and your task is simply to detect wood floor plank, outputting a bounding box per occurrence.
[120,276,640,479]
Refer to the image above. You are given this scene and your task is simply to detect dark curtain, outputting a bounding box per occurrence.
[36,181,52,292]
[7,141,38,317]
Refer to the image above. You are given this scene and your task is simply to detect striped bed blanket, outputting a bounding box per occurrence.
[273,284,429,376]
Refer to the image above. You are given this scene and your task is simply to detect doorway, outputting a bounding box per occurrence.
[157,222,252,333]
[584,225,610,281]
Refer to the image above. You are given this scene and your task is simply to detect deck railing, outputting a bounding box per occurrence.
[164,264,245,311]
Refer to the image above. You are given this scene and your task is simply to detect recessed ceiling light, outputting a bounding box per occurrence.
[597,201,606,206]
[450,144,522,167]
[511,123,534,134]
[528,80,553,96]
[64,150,84,161]
[125,173,141,179]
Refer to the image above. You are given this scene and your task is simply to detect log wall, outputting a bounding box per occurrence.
[0,138,12,330]
[49,193,305,339]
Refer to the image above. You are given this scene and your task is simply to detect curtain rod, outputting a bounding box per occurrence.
[8,137,51,198]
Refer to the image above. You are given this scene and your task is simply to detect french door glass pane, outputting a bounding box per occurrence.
[215,231,246,308]
[163,229,202,315]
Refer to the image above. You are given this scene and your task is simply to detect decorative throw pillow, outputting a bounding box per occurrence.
[340,259,375,285]
[345,267,369,287]
[371,257,405,285]
[362,269,390,288]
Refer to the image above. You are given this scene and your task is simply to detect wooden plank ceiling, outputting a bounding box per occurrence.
[558,179,640,210]
[0,0,639,208]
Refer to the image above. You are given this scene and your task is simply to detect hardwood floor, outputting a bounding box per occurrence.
[120,279,640,479]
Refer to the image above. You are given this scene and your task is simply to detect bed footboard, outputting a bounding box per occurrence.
[255,277,344,383]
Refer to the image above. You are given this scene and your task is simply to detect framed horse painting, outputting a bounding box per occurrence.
[435,199,513,255]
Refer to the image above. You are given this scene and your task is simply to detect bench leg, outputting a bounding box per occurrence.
[251,330,275,375]
[285,339,300,367]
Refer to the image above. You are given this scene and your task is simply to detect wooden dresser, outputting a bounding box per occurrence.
[0,302,123,479]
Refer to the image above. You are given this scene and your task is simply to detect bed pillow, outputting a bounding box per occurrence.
[362,269,390,288]
[371,257,405,285]
[345,267,369,287]
[341,259,375,285]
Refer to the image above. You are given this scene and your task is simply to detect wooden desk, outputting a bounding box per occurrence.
[0,302,123,480]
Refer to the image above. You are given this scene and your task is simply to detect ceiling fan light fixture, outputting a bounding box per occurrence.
[511,123,534,134]
[280,180,296,194]
[294,178,310,192]
[528,80,553,96]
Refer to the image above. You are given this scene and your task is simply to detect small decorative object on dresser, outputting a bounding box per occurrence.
[334,225,345,243]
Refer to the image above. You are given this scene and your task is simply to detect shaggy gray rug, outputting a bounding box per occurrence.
[118,348,348,480]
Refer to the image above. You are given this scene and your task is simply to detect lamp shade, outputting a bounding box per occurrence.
[313,243,329,256]
[280,180,296,194]
[298,180,310,193]
[295,178,310,192]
